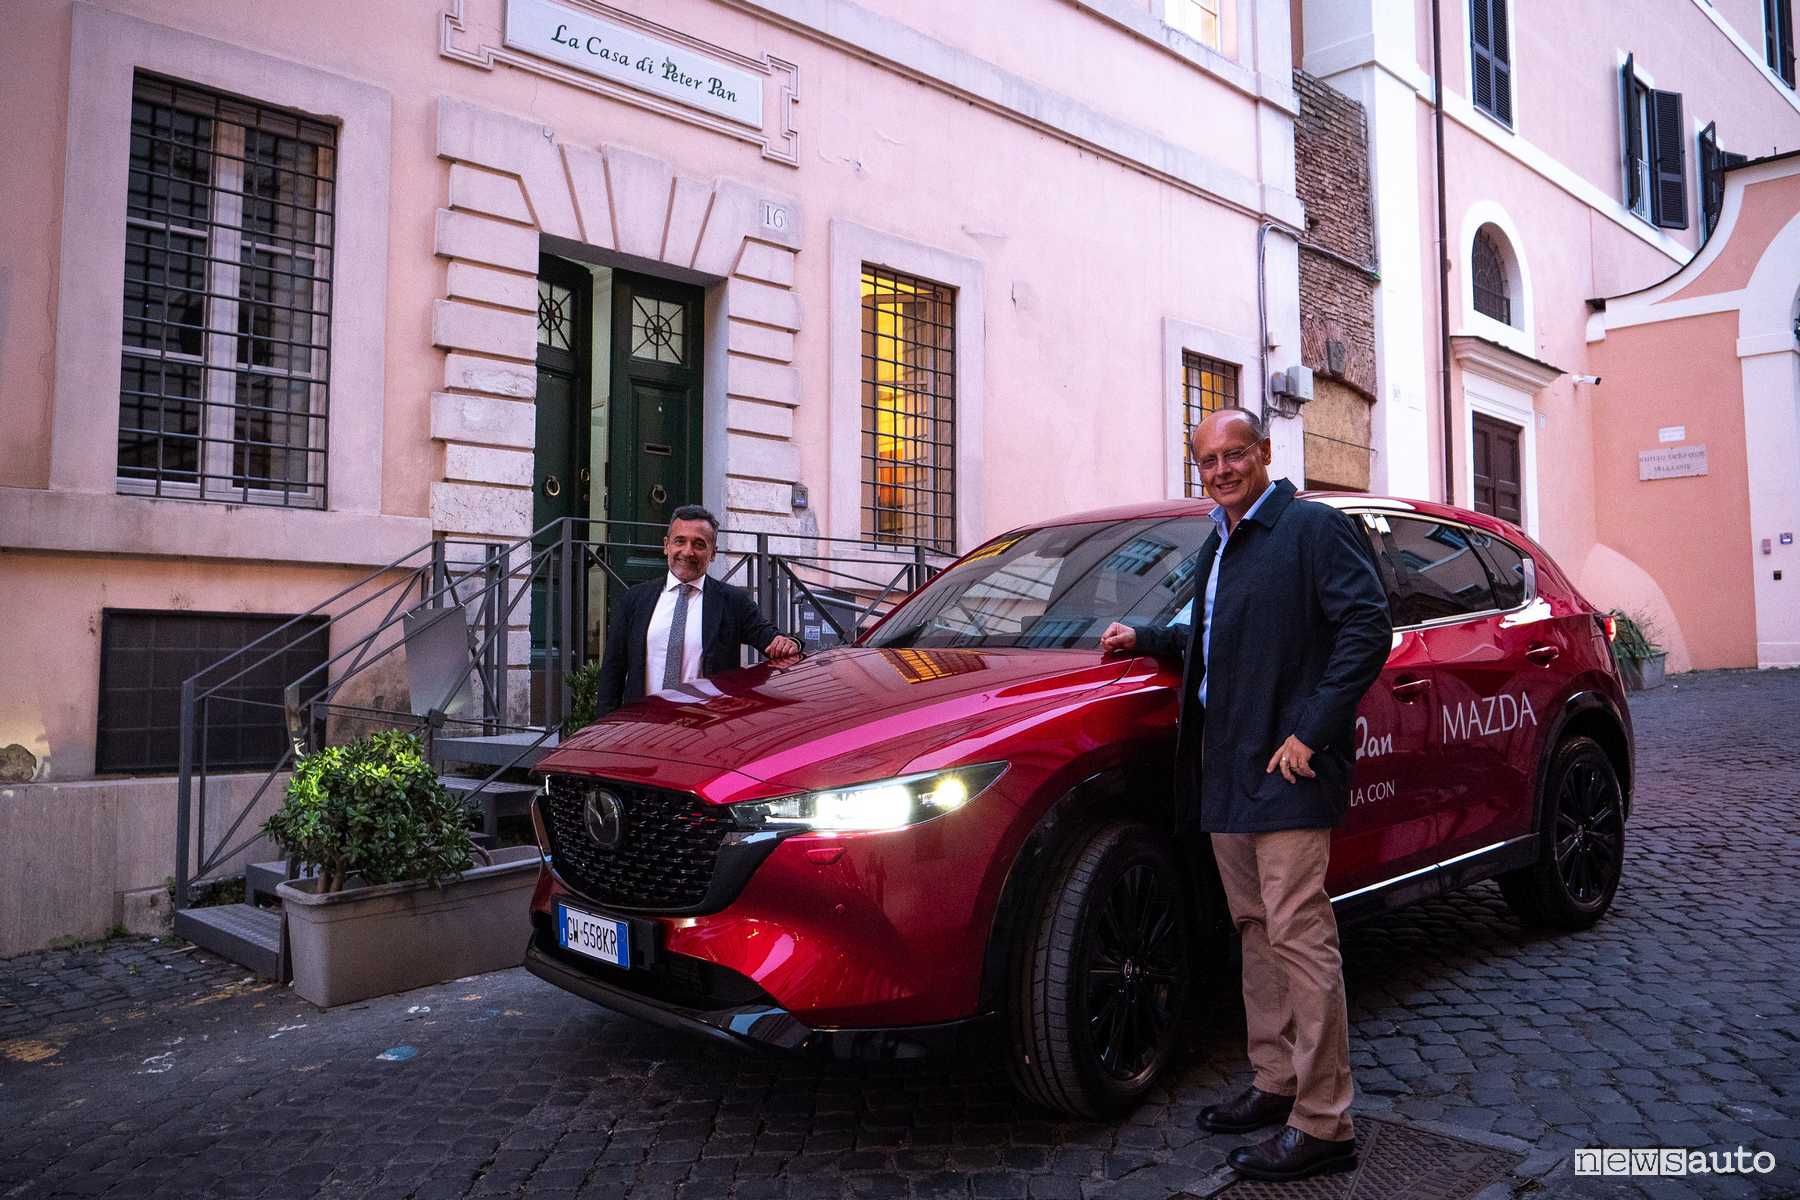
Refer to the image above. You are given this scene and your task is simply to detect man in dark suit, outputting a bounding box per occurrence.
[1100,407,1390,1183]
[594,505,800,718]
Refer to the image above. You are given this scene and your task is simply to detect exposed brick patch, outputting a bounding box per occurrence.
[1294,70,1378,401]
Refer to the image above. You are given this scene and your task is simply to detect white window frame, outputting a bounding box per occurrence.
[1456,202,1535,357]
[26,5,417,567]
[828,221,985,556]
[1161,0,1235,55]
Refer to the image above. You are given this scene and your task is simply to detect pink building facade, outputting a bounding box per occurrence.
[0,0,1306,951]
[1298,0,1800,671]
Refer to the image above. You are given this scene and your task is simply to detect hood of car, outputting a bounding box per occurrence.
[541,646,1132,799]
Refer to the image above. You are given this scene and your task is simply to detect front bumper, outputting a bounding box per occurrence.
[524,937,991,1061]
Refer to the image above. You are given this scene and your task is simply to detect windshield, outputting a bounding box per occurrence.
[866,516,1212,651]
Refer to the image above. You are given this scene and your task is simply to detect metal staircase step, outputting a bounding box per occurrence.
[174,903,285,980]
[439,774,542,838]
[434,730,559,770]
[245,860,292,906]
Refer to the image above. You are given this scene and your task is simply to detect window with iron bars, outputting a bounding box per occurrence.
[118,72,335,507]
[1471,228,1512,325]
[1181,352,1240,497]
[861,266,956,552]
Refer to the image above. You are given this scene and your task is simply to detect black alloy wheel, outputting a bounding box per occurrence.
[1499,735,1625,929]
[1085,863,1185,1081]
[1554,754,1623,906]
[1007,821,1195,1118]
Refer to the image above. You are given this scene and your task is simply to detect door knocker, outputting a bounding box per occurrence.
[649,483,668,506]
[544,474,561,498]
[577,467,591,483]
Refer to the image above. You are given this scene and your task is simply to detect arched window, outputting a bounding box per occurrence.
[1472,228,1512,325]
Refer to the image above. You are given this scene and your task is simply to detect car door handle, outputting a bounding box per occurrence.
[1392,676,1431,702]
[1526,644,1560,665]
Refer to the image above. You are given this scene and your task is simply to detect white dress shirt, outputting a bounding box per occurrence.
[645,572,705,689]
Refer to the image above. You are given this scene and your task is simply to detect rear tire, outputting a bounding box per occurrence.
[1499,736,1625,930]
[1006,821,1193,1118]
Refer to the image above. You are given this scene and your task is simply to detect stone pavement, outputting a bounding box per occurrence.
[1,668,1795,1200]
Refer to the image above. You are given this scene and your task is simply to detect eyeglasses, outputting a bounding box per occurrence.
[1195,445,1261,475]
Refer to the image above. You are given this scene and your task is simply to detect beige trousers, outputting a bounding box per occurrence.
[1210,828,1355,1142]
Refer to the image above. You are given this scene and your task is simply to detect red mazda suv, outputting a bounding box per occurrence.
[524,495,1633,1117]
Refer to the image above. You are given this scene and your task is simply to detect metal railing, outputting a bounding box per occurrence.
[172,517,951,908]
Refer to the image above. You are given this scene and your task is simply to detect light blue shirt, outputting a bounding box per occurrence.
[1199,481,1278,707]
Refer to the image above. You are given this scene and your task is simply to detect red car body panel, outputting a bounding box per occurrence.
[528,494,1631,1037]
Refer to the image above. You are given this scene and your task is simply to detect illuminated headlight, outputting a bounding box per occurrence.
[730,763,1007,832]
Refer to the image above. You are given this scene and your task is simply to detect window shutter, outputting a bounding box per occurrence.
[1489,0,1513,124]
[1651,88,1688,229]
[1768,0,1797,85]
[1621,56,1642,212]
[1769,0,1795,82]
[1470,0,1512,123]
[1699,122,1721,238]
[1470,0,1495,116]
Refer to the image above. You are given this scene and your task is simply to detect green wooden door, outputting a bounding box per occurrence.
[532,256,591,668]
[605,271,705,595]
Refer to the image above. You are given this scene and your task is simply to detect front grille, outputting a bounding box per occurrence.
[542,774,736,911]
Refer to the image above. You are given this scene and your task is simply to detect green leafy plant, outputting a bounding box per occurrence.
[563,660,605,734]
[1609,609,1665,665]
[264,730,473,894]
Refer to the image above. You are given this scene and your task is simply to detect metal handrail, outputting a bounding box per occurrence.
[174,515,953,907]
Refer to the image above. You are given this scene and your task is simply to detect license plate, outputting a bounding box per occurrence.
[557,902,631,968]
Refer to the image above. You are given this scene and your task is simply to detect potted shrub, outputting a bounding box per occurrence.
[1609,610,1668,690]
[266,730,540,1007]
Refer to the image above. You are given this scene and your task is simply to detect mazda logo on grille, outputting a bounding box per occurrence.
[582,788,627,850]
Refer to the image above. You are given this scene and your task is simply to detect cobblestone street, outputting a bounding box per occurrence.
[2,669,1795,1200]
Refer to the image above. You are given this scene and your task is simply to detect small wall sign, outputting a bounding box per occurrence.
[1657,425,1686,443]
[505,0,764,128]
[1638,445,1708,481]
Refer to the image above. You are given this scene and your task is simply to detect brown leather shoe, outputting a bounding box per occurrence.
[1196,1085,1296,1133]
[1226,1124,1358,1181]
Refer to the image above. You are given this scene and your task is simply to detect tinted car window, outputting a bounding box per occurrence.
[867,517,1211,650]
[1473,533,1530,609]
[1355,515,1407,616]
[1386,517,1496,625]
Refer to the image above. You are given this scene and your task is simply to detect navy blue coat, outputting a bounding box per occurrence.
[1132,479,1391,834]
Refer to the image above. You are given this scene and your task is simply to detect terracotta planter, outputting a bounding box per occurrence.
[277,846,540,1007]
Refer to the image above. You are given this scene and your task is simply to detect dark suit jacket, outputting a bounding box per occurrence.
[595,575,784,718]
[1132,479,1391,834]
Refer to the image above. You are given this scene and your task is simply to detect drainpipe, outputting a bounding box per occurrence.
[1257,221,1275,423]
[1430,0,1455,504]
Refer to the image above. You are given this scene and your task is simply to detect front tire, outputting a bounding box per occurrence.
[1006,821,1192,1118]
[1499,736,1625,930]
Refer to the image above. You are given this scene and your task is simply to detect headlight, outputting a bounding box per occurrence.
[730,763,1007,832]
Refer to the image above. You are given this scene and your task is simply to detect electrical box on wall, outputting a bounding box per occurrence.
[1270,365,1315,404]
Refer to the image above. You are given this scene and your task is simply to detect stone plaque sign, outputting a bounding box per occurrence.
[505,0,763,128]
[1638,445,1708,481]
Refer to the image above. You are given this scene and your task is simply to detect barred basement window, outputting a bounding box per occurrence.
[1471,228,1513,325]
[96,609,328,775]
[118,72,335,507]
[861,266,956,552]
[1181,352,1240,498]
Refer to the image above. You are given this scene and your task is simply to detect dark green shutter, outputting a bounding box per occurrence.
[1651,88,1687,229]
[1621,55,1642,212]
[1470,0,1512,124]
